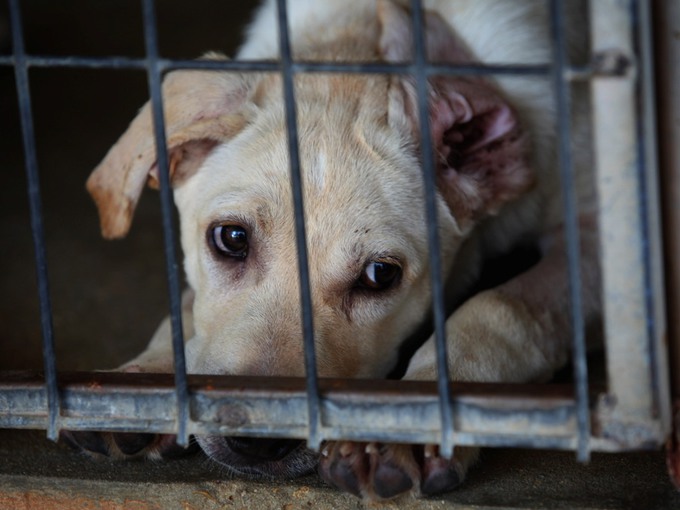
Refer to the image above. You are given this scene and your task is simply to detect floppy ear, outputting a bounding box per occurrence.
[378,0,534,228]
[86,54,252,239]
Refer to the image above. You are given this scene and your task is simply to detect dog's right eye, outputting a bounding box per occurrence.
[357,260,402,291]
[211,225,248,258]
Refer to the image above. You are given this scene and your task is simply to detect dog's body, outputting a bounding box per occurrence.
[73,0,600,501]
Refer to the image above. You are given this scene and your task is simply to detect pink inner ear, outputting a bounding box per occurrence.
[432,79,533,221]
[465,104,517,152]
[377,0,533,222]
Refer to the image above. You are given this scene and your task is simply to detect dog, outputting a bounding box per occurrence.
[65,0,601,501]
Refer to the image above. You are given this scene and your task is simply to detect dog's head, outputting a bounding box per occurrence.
[87,1,532,478]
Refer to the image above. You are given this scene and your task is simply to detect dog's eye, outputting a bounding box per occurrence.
[358,261,401,291]
[211,225,248,258]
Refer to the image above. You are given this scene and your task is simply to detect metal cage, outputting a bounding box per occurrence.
[0,0,674,473]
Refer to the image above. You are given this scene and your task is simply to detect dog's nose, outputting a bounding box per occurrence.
[225,436,301,461]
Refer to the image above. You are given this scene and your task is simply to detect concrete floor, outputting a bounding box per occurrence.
[0,428,678,510]
[1,1,679,509]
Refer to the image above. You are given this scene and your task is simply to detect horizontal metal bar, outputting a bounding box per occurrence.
[0,55,149,70]
[0,371,659,451]
[0,54,631,84]
[0,54,552,75]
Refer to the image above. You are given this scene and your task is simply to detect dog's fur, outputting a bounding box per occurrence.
[72,0,601,501]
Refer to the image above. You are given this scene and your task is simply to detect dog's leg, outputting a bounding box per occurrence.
[320,216,601,500]
[61,290,198,459]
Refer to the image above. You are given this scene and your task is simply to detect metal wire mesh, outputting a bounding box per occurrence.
[0,0,669,459]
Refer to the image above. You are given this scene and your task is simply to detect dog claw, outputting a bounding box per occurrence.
[320,441,474,501]
[421,455,463,496]
[372,458,414,499]
[318,442,367,497]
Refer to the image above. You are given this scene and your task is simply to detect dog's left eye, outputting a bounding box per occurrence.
[358,260,401,291]
[211,225,248,258]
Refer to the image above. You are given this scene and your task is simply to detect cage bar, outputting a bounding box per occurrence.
[140,0,190,447]
[0,0,672,459]
[548,0,591,462]
[590,0,670,444]
[409,0,456,458]
[8,0,61,442]
[0,372,586,448]
[0,53,554,77]
[274,0,323,452]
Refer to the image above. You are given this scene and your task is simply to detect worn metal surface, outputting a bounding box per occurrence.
[549,0,591,462]
[589,0,670,448]
[0,371,659,452]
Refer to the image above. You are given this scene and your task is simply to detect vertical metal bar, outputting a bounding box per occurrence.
[274,0,322,451]
[548,0,590,462]
[140,0,190,447]
[590,0,669,445]
[8,0,61,442]
[631,0,671,433]
[410,0,455,457]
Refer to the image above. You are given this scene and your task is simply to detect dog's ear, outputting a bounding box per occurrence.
[87,54,251,239]
[378,0,534,228]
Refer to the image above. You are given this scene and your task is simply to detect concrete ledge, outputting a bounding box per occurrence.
[1,430,679,509]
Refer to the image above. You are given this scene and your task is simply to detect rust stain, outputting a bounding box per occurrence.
[192,489,219,503]
[0,492,163,510]
[292,486,311,498]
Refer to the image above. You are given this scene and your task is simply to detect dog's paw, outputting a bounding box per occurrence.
[318,442,477,501]
[60,431,198,460]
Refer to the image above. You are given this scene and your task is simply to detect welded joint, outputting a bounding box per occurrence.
[566,50,634,81]
[592,49,634,77]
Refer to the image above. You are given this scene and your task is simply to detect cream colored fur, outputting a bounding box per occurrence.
[85,0,599,500]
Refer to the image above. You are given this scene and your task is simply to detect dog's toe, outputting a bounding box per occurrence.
[60,430,198,461]
[319,441,369,497]
[367,444,416,499]
[319,442,476,500]
[420,445,463,495]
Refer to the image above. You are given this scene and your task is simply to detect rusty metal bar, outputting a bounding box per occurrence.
[590,0,670,446]
[0,372,615,450]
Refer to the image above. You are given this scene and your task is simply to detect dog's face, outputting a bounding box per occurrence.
[86,3,533,478]
[176,74,463,381]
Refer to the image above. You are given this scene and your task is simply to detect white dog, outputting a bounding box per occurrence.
[69,0,600,501]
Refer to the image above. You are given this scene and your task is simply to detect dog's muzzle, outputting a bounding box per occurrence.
[196,435,318,478]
